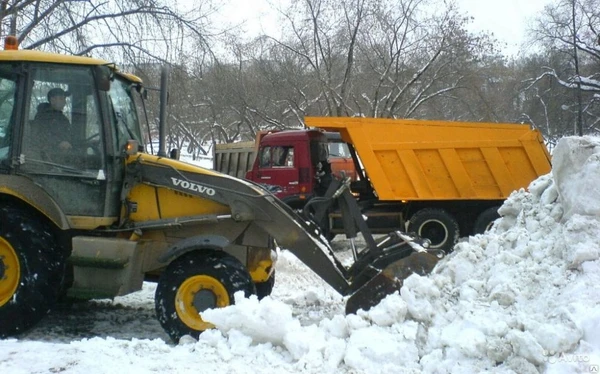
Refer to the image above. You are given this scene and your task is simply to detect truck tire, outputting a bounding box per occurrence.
[255,271,275,299]
[408,208,459,253]
[0,206,65,337]
[473,206,501,234]
[155,251,256,342]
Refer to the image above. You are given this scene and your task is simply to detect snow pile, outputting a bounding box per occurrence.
[552,136,600,219]
[202,136,600,373]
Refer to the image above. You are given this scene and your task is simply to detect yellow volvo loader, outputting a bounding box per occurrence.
[0,37,438,342]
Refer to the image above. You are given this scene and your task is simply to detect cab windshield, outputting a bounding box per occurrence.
[107,76,143,153]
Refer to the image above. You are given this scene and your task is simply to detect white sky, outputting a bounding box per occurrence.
[456,0,552,56]
[218,0,553,56]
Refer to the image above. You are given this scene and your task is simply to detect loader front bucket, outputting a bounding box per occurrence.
[251,178,443,314]
[345,251,440,314]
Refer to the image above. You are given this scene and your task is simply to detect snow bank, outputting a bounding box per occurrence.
[553,136,600,219]
[201,137,600,373]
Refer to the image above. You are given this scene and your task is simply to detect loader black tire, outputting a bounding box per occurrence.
[0,206,66,337]
[473,206,501,234]
[155,251,256,343]
[408,208,459,253]
[255,271,275,300]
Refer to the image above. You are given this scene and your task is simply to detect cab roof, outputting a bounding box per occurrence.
[0,49,142,83]
[264,129,327,141]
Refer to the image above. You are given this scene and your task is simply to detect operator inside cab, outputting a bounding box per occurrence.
[34,88,73,163]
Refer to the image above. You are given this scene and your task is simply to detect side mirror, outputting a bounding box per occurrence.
[135,84,148,99]
[94,65,112,91]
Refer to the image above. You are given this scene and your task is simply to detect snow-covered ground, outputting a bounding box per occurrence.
[2,136,600,373]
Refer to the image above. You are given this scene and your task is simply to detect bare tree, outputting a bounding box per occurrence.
[353,1,496,119]
[0,0,215,66]
[528,0,600,137]
[139,0,523,147]
[240,0,500,123]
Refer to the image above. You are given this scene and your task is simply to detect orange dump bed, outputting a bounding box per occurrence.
[304,117,551,201]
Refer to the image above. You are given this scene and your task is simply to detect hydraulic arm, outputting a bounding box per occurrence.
[126,154,442,313]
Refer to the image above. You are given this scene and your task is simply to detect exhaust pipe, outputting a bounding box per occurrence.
[157,65,169,158]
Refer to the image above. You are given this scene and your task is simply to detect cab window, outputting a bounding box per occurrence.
[0,64,17,162]
[272,146,294,167]
[259,146,271,168]
[21,64,104,172]
[107,76,142,153]
[259,146,294,168]
[310,140,329,164]
[328,141,351,158]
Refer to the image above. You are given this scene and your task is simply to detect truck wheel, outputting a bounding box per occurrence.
[255,272,275,299]
[408,208,459,253]
[0,207,65,337]
[473,206,501,234]
[155,251,256,342]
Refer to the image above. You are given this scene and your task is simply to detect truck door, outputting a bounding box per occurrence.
[255,144,299,199]
[17,63,110,219]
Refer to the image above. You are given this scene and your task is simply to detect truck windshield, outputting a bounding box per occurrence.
[328,141,351,158]
[108,77,142,152]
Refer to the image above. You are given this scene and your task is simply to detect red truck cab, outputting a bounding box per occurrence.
[245,129,349,208]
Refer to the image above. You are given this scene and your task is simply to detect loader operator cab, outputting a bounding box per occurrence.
[0,54,145,219]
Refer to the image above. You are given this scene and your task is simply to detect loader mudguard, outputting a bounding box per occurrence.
[0,175,69,229]
[158,234,229,264]
[126,156,352,294]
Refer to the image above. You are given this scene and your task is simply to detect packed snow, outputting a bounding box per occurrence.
[1,136,600,373]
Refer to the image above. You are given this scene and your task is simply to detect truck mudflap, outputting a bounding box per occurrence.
[128,157,442,313]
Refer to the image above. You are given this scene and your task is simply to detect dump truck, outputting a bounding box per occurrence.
[303,116,552,252]
[215,118,552,252]
[0,37,439,342]
[214,130,356,208]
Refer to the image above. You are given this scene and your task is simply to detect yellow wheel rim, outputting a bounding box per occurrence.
[0,236,20,307]
[175,275,230,331]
